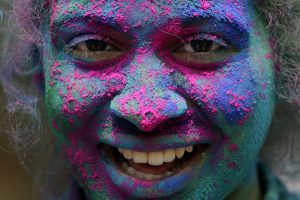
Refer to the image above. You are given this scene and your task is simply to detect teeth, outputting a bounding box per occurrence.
[118,148,123,153]
[163,149,175,162]
[121,161,175,180]
[148,151,163,165]
[145,173,154,180]
[126,167,136,175]
[175,147,185,158]
[136,171,145,179]
[164,171,173,177]
[118,145,195,166]
[118,145,201,181]
[133,151,148,163]
[153,174,163,179]
[185,146,193,153]
[122,162,128,169]
[123,149,133,159]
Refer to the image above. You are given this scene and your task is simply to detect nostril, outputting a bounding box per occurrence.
[110,90,187,132]
[139,110,163,132]
[144,110,156,122]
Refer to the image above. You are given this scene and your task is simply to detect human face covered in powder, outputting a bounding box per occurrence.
[44,0,275,199]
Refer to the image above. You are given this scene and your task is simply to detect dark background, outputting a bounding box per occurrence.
[0,1,33,199]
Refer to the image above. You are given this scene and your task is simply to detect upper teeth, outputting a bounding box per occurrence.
[118,146,194,166]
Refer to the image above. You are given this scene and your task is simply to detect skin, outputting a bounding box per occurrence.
[42,0,275,199]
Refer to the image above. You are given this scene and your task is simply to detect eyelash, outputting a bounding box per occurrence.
[179,33,229,49]
[66,33,228,48]
[65,33,235,68]
[67,34,110,48]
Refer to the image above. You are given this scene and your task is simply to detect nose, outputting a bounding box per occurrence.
[110,88,187,132]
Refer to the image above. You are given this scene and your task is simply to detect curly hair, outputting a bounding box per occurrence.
[258,0,300,106]
[0,0,299,196]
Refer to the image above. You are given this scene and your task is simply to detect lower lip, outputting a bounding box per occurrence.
[99,144,208,198]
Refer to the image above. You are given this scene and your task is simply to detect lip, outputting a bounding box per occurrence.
[99,142,210,198]
[99,132,215,152]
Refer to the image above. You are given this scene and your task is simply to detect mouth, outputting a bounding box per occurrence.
[101,143,209,181]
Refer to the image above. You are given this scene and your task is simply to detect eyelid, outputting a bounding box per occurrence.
[67,34,110,48]
[179,33,229,48]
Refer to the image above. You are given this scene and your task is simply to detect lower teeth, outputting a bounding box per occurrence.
[121,161,176,180]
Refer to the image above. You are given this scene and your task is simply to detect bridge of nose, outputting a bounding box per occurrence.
[110,52,187,132]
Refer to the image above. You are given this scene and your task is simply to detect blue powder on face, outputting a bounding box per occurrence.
[163,102,178,114]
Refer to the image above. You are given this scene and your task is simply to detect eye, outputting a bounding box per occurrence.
[172,34,238,65]
[77,40,110,52]
[182,39,219,53]
[67,35,122,62]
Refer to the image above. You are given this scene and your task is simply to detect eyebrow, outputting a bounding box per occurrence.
[51,15,249,40]
[176,15,249,34]
[51,2,250,36]
[51,9,125,33]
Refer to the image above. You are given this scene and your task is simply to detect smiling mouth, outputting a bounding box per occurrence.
[102,143,209,181]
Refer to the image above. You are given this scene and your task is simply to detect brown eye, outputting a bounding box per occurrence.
[85,40,108,51]
[172,37,238,65]
[190,39,214,52]
[179,39,220,53]
[76,39,111,52]
[68,38,122,62]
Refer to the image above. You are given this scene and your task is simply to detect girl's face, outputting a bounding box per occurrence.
[43,0,275,199]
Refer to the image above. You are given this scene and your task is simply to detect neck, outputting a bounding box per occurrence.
[226,164,262,200]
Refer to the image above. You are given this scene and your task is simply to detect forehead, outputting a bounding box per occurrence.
[50,0,251,34]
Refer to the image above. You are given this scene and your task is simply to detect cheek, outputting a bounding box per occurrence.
[180,59,270,128]
[45,61,126,134]
[45,62,127,192]
[58,131,116,193]
[214,67,256,125]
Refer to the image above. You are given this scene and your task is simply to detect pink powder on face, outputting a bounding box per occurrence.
[227,162,237,169]
[225,12,233,23]
[229,144,237,153]
[49,61,62,79]
[200,0,211,10]
[52,119,59,130]
[265,53,273,59]
[161,6,171,16]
